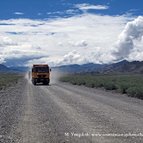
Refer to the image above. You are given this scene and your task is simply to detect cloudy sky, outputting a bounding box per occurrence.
[0,0,143,67]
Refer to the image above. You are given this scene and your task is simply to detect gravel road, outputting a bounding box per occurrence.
[0,77,143,143]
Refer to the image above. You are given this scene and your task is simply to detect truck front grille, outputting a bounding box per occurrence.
[38,75,46,78]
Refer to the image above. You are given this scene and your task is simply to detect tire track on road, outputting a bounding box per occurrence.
[41,86,114,143]
[43,84,143,143]
[15,83,42,143]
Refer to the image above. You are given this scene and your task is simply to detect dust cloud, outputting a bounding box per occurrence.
[50,70,64,85]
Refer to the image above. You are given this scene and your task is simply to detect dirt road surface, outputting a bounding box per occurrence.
[0,76,143,143]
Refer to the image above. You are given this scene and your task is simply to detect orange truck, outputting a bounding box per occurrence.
[31,64,51,85]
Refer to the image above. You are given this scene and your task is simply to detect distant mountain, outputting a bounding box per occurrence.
[0,64,12,72]
[0,64,29,73]
[1,60,143,74]
[103,60,143,74]
[54,60,143,74]
[54,63,105,73]
[10,66,29,72]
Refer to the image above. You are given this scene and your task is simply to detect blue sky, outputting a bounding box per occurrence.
[0,0,143,66]
[0,0,142,19]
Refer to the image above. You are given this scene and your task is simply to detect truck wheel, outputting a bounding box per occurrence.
[32,79,36,85]
[44,80,49,85]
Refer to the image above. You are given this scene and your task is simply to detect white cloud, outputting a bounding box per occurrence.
[58,51,86,65]
[26,51,86,67]
[65,9,78,15]
[47,11,64,15]
[0,56,5,63]
[0,36,17,46]
[75,3,109,11]
[0,13,132,66]
[113,16,143,61]
[69,40,88,47]
[14,12,24,15]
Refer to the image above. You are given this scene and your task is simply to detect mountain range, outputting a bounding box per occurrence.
[102,60,143,74]
[0,64,28,73]
[54,60,143,74]
[1,60,143,74]
[0,64,13,72]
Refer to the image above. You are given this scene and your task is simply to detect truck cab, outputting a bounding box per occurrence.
[32,64,51,85]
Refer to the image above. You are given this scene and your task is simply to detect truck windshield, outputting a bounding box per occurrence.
[33,67,49,73]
